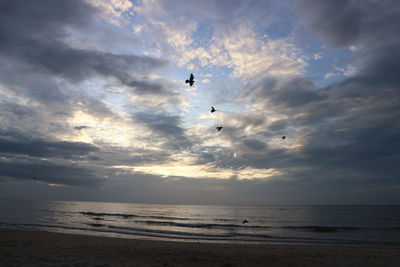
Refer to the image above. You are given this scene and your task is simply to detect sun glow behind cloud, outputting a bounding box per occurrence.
[112,164,282,180]
[64,111,144,147]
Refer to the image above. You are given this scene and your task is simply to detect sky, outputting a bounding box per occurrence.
[0,0,399,205]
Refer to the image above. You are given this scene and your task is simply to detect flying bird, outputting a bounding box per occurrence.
[216,126,223,132]
[242,220,249,224]
[211,106,216,113]
[282,136,286,140]
[185,73,195,86]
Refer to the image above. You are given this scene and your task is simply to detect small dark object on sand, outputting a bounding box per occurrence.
[242,220,249,224]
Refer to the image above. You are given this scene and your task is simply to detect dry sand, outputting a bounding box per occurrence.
[1,229,399,266]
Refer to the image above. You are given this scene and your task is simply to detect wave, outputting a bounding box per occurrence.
[1,221,399,247]
[282,225,400,232]
[79,211,244,223]
[80,211,194,221]
[0,221,263,241]
[80,212,136,219]
[135,220,270,229]
[85,223,106,227]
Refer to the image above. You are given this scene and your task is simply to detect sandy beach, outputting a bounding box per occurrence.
[0,229,399,266]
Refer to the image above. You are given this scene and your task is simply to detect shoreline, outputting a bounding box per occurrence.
[1,229,399,266]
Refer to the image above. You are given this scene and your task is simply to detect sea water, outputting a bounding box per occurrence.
[0,199,399,247]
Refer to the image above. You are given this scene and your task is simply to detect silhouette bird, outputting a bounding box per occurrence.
[185,73,195,86]
[242,220,249,224]
[282,136,286,140]
[33,177,37,180]
[211,106,216,113]
[216,126,223,132]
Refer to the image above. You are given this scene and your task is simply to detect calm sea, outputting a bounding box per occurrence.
[0,199,399,247]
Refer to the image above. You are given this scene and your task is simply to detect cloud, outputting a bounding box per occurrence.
[87,0,133,26]
[0,129,99,159]
[0,0,399,204]
[74,126,91,130]
[132,111,192,150]
[0,0,166,92]
[132,0,304,80]
[240,76,324,110]
[297,0,400,48]
[242,139,267,151]
[0,159,105,188]
[122,78,184,106]
[209,27,306,79]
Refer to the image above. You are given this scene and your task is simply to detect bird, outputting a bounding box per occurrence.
[33,177,37,180]
[211,106,216,113]
[282,136,286,140]
[185,73,195,86]
[216,126,223,132]
[242,220,249,224]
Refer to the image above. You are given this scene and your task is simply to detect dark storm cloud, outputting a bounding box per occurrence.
[242,139,267,151]
[241,76,324,109]
[132,111,192,150]
[133,111,184,137]
[0,127,106,188]
[90,146,172,167]
[296,0,400,47]
[2,37,165,85]
[268,119,288,132]
[0,0,166,91]
[0,158,104,188]
[235,63,400,186]
[133,112,184,136]
[123,79,183,106]
[0,101,34,119]
[0,129,99,159]
[124,80,164,95]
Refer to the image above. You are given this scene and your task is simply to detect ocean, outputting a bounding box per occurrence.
[0,199,399,247]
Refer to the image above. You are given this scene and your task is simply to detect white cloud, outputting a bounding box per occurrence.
[171,26,307,80]
[312,52,323,60]
[209,27,306,80]
[133,0,164,17]
[334,64,358,77]
[343,65,357,77]
[131,2,305,80]
[324,72,336,79]
[152,21,196,48]
[87,0,133,26]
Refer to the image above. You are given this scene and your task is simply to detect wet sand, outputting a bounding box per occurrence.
[1,229,399,266]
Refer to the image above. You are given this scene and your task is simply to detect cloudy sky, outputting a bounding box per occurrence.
[1,0,399,205]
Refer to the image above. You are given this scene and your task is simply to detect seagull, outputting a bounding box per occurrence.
[216,126,223,132]
[211,106,216,113]
[185,73,195,86]
[282,136,286,140]
[242,220,249,224]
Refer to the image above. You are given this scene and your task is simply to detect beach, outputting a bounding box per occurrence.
[1,229,399,267]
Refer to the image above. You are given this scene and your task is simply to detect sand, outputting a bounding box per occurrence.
[0,229,399,266]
